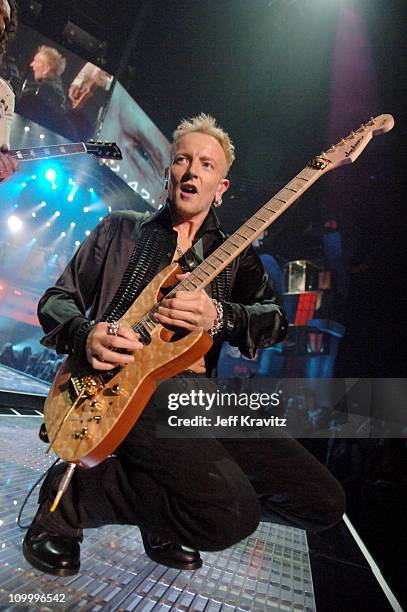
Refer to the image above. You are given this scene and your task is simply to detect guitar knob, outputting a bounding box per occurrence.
[73,427,89,439]
[112,384,120,395]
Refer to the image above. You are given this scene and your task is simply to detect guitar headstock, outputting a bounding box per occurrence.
[84,140,123,160]
[309,114,395,173]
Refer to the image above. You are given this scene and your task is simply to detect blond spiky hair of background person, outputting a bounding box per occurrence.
[37,45,67,77]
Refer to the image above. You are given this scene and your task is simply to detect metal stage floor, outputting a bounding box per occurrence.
[0,365,50,415]
[0,415,316,612]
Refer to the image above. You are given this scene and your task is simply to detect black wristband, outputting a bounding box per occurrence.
[221,302,236,340]
[72,320,97,360]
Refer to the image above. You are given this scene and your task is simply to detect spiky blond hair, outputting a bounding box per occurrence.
[37,45,66,77]
[173,113,235,172]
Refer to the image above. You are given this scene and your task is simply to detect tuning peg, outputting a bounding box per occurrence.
[369,117,375,124]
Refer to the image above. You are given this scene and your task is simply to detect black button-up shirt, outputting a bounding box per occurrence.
[38,203,287,375]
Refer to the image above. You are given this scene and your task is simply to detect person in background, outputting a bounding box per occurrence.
[21,45,67,111]
[17,44,74,138]
[0,0,19,180]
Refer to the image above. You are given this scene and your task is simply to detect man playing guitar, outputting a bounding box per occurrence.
[22,113,345,576]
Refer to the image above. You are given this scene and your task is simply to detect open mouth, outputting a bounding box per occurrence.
[180,184,198,194]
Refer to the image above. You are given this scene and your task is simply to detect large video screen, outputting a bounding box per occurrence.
[1,23,113,141]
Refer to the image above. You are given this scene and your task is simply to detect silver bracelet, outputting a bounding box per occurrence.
[208,299,224,338]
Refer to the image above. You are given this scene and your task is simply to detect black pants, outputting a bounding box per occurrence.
[37,378,345,551]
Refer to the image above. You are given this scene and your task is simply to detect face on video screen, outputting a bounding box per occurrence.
[99,81,171,207]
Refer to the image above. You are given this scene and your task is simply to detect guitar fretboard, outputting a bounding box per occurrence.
[9,143,87,161]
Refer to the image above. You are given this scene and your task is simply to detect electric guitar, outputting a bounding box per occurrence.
[44,114,394,468]
[7,140,122,163]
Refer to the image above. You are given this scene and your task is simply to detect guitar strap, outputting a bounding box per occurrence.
[101,228,232,324]
[102,228,169,323]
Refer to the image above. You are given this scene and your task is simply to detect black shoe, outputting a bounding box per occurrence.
[140,530,202,571]
[23,526,81,576]
[23,500,83,576]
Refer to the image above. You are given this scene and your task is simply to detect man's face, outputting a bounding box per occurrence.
[0,1,10,38]
[168,132,229,223]
[30,52,49,81]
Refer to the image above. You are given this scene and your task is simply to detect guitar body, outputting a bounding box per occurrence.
[44,262,212,468]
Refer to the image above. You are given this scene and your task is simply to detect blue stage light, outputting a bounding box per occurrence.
[21,182,27,188]
[67,194,74,202]
[55,211,61,217]
[88,187,94,193]
[70,222,76,228]
[60,232,66,237]
[52,183,57,190]
[45,169,57,182]
[83,207,89,213]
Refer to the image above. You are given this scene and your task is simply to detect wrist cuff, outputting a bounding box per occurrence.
[73,320,97,359]
[208,299,224,338]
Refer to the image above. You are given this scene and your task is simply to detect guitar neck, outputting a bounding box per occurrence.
[130,113,395,340]
[177,163,321,294]
[9,142,87,161]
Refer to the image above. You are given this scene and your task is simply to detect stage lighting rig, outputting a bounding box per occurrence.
[62,20,107,64]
